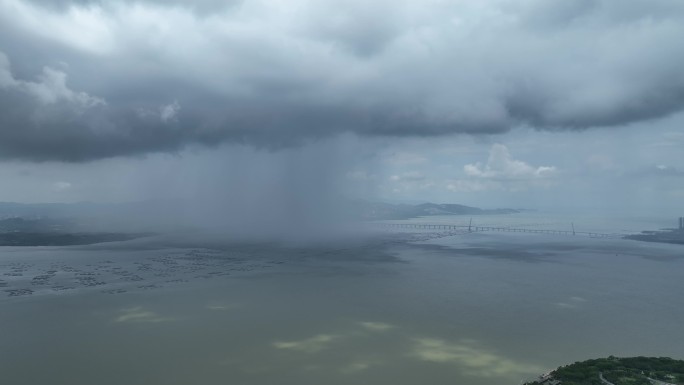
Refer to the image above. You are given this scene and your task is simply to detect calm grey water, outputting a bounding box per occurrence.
[1,213,683,385]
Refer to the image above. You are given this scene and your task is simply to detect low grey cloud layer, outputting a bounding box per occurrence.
[1,0,684,161]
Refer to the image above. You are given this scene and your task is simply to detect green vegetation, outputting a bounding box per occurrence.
[526,357,684,385]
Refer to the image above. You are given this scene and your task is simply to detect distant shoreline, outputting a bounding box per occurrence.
[0,232,153,246]
[625,229,684,245]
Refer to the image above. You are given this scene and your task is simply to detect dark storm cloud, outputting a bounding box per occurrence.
[1,0,684,162]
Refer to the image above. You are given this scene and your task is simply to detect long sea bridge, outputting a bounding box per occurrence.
[373,222,623,239]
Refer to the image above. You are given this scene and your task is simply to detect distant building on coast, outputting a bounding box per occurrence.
[680,217,684,230]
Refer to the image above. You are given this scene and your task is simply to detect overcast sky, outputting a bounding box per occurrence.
[1,0,683,216]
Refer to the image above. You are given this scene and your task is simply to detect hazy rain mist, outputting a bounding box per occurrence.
[1,1,684,385]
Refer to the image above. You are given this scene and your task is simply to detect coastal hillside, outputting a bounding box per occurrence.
[351,201,519,220]
[526,356,684,385]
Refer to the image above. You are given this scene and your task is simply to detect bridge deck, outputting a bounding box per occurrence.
[373,223,622,239]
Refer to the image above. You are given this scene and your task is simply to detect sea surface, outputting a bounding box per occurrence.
[1,212,683,385]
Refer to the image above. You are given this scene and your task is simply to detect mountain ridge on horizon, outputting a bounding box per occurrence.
[0,200,520,221]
